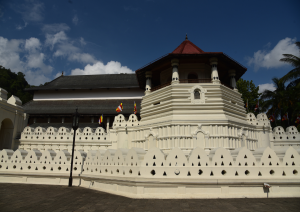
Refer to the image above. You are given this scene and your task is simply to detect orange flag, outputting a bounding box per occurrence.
[116,103,123,112]
[134,101,137,114]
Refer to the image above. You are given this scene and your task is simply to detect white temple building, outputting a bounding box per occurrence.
[0,37,299,198]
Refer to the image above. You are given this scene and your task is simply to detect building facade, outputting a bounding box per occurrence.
[17,37,300,152]
[1,37,300,198]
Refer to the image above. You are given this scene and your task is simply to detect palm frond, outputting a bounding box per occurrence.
[281,67,300,83]
[280,54,300,65]
[295,41,300,50]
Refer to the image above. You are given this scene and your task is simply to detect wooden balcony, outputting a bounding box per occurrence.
[151,79,234,92]
[151,82,171,92]
[151,79,212,92]
[179,79,211,83]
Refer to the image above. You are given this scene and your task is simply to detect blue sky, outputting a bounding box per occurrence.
[0,0,299,92]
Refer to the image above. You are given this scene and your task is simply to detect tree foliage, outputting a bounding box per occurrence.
[236,78,261,114]
[261,41,300,130]
[0,66,34,105]
[260,77,299,128]
[280,41,300,87]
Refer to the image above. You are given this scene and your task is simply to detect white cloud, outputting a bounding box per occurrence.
[0,36,52,85]
[258,83,276,93]
[45,31,68,49]
[42,23,70,33]
[26,53,53,74]
[247,37,299,71]
[46,32,96,64]
[24,70,51,85]
[67,53,96,64]
[71,61,133,75]
[0,37,25,72]
[16,21,28,30]
[14,0,44,22]
[0,29,131,85]
[80,37,86,46]
[72,15,78,25]
[25,37,41,52]
[54,72,62,78]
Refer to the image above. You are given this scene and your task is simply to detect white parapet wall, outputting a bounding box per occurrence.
[1,146,300,199]
[19,112,284,153]
[19,126,111,152]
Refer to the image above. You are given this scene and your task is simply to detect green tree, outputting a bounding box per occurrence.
[0,66,33,105]
[279,42,300,130]
[280,41,300,87]
[260,77,299,129]
[236,78,261,114]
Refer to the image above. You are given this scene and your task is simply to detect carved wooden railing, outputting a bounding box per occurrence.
[151,79,234,92]
[151,82,171,92]
[179,79,211,83]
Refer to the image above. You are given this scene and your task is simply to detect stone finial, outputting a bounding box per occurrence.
[7,95,22,106]
[0,87,8,102]
[185,33,188,40]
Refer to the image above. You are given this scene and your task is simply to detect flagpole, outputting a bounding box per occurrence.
[247,99,248,113]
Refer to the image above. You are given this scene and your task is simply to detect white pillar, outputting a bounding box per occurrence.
[62,117,65,123]
[171,58,179,84]
[229,69,237,90]
[47,117,50,123]
[106,117,110,132]
[91,117,94,123]
[145,71,152,95]
[209,57,220,84]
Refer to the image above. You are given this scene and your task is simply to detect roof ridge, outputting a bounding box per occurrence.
[172,40,205,54]
[65,73,136,77]
[22,99,33,107]
[186,40,205,53]
[34,75,63,89]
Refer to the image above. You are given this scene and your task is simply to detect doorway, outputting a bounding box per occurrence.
[0,118,14,150]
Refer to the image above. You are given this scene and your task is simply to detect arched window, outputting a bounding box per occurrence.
[194,89,200,99]
[188,73,198,80]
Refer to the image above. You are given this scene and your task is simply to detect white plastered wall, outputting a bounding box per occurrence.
[1,146,300,198]
[0,88,28,150]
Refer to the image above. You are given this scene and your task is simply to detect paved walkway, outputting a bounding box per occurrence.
[0,183,299,212]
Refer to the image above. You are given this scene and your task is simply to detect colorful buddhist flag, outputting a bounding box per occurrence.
[116,103,123,112]
[134,101,137,115]
[99,114,103,124]
[269,113,275,122]
[282,113,288,121]
[295,115,300,124]
[254,100,259,112]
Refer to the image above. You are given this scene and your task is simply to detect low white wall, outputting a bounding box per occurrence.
[1,146,300,198]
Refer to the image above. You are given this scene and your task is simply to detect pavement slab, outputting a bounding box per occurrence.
[0,183,299,212]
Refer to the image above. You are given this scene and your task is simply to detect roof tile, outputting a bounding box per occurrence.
[172,40,205,54]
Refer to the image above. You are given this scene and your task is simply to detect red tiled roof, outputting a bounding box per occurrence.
[171,40,205,54]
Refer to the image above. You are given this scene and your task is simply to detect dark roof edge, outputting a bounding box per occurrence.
[25,86,141,91]
[135,53,169,73]
[222,53,247,70]
[24,73,138,91]
[136,52,226,73]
